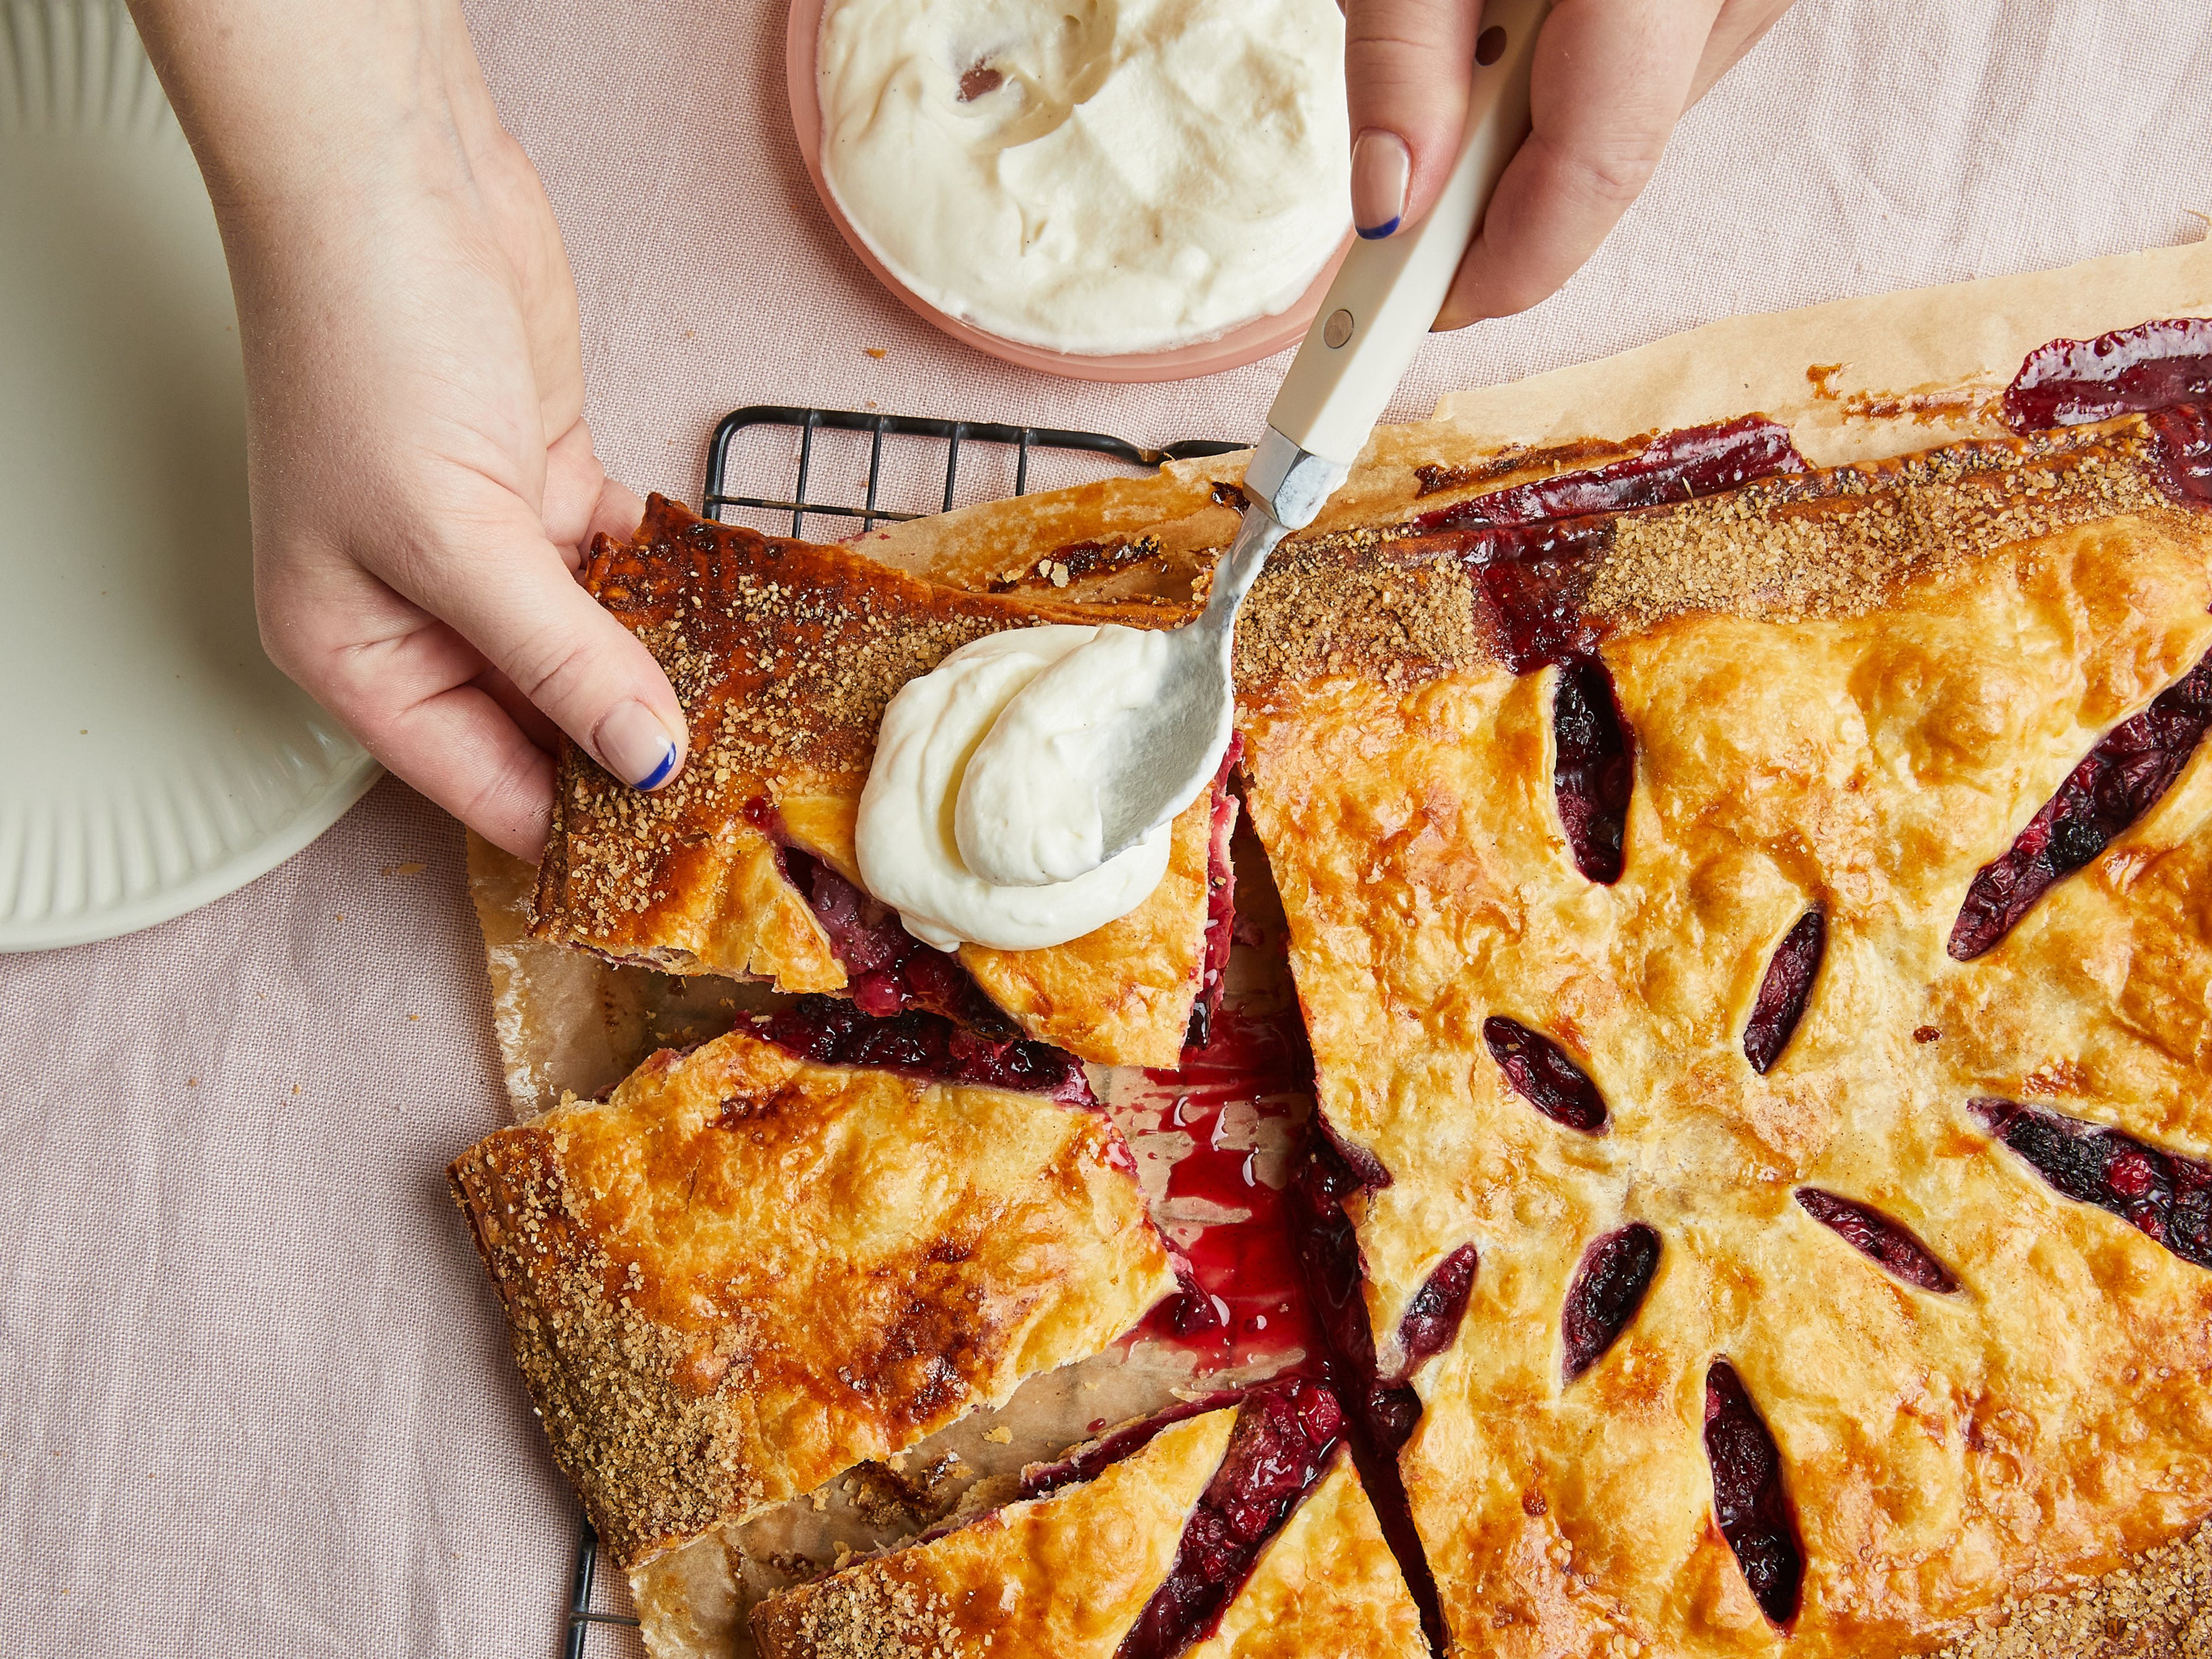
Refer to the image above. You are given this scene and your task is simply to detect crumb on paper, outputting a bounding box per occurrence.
[984,1426,1013,1444]
[888,1452,907,1472]
[812,1491,828,1512]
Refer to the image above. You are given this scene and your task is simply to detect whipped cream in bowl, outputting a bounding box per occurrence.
[815,0,1350,357]
[856,627,1174,952]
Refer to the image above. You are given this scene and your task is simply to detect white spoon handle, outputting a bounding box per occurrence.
[1266,0,1555,468]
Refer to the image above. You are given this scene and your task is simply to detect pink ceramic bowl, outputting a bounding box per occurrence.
[786,0,1349,384]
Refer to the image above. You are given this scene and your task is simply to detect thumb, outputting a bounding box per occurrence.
[387,502,690,792]
[1344,0,1483,238]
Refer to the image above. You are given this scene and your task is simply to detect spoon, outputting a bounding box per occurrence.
[959,0,1558,878]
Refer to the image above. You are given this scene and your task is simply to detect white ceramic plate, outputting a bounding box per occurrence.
[0,0,378,951]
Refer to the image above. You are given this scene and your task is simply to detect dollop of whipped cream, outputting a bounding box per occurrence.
[953,624,1177,887]
[856,627,1171,951]
[816,0,1350,355]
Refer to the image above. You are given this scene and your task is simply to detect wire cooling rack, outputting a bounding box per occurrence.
[559,402,1243,1658]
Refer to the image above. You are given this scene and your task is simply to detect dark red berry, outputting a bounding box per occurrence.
[1114,1380,1344,1659]
[1973,1098,2212,1270]
[1552,657,1634,884]
[1395,1244,1478,1375]
[1949,652,2212,960]
[1794,1190,1957,1293]
[1744,910,1825,1074]
[1704,1361,1803,1627]
[1484,1017,1608,1134]
[756,996,1090,1104]
[1560,1224,1661,1380]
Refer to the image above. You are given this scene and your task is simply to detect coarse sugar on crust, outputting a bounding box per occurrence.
[1926,1519,2212,1658]
[1231,418,2190,694]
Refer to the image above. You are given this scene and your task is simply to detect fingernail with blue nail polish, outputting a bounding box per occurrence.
[598,700,684,790]
[1352,130,1410,240]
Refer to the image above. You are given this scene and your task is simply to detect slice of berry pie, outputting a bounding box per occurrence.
[1234,343,2212,1656]
[530,497,1235,1069]
[448,1013,1179,1570]
[749,1382,1424,1659]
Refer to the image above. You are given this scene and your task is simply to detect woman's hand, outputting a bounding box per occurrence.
[1345,0,1797,329]
[129,0,686,860]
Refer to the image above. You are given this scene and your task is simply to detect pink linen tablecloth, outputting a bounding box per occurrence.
[3,1,2209,1653]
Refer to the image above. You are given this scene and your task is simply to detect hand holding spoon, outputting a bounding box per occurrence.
[955,0,1558,888]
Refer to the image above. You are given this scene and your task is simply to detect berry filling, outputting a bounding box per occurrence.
[1285,1134,1448,1651]
[1459,519,1611,673]
[1124,1007,1330,1370]
[752,996,1091,1104]
[1948,650,2212,961]
[777,845,1020,1035]
[1794,1189,1957,1292]
[1704,1359,1803,1627]
[2149,403,2212,505]
[1972,1098,2212,1270]
[1483,1017,1609,1134]
[1743,908,1824,1074]
[1552,657,1634,884]
[1394,1244,1479,1376]
[1115,1380,1346,1659]
[1560,1224,1661,1381]
[1414,415,1808,534]
[1187,740,1244,1050]
[2002,317,2212,431]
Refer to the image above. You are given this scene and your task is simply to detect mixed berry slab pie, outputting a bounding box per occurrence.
[459,257,2212,1657]
[447,1015,1178,1569]
[1234,380,2212,1651]
[749,1384,1424,1659]
[531,497,1234,1069]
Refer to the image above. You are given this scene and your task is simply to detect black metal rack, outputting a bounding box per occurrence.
[560,403,1241,1657]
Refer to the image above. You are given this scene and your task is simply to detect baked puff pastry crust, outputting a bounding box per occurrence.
[1234,415,2212,1657]
[448,1025,1178,1570]
[750,1389,1423,1659]
[530,495,1225,1069]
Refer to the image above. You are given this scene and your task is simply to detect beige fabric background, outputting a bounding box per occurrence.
[3,1,2209,1654]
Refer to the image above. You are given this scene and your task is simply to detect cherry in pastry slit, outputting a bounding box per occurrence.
[1115,1380,1346,1659]
[1948,650,2212,961]
[1743,908,1825,1074]
[1483,1017,1609,1133]
[1793,1189,1958,1293]
[1704,1360,1804,1627]
[1560,1224,1661,1381]
[754,997,1091,1103]
[1974,1098,2212,1270]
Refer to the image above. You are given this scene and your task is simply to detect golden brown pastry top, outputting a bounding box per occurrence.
[749,1411,1423,1659]
[1236,420,2212,1656]
[529,495,1217,1067]
[448,1027,1177,1569]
